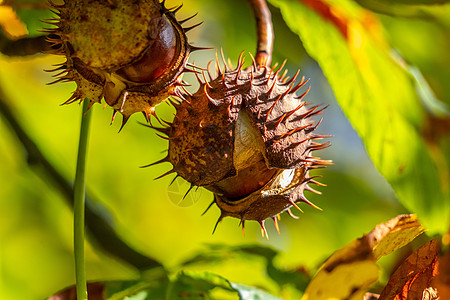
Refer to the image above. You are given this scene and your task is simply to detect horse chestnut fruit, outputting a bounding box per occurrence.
[45,0,201,127]
[150,54,332,235]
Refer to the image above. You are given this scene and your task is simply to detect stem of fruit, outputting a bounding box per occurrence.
[248,0,274,66]
[73,98,92,300]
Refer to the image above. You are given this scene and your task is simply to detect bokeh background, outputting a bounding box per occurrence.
[1,0,449,299]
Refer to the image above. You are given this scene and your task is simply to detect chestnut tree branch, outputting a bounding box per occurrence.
[0,32,54,56]
[247,0,274,66]
[0,86,163,272]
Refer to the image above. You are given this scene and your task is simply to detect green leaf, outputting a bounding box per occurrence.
[180,244,277,267]
[181,244,311,294]
[396,59,450,118]
[354,0,450,20]
[168,271,284,300]
[229,283,284,300]
[362,0,450,5]
[49,273,234,300]
[269,0,450,234]
[176,271,234,293]
[47,280,168,300]
[105,280,166,300]
[166,271,236,300]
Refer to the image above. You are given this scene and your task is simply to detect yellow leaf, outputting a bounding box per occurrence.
[302,214,424,300]
[0,6,28,39]
[367,214,425,260]
[302,238,379,300]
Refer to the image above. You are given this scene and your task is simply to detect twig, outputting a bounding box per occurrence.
[0,86,163,271]
[0,32,54,56]
[247,0,274,66]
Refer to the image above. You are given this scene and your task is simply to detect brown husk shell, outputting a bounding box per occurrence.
[161,56,332,231]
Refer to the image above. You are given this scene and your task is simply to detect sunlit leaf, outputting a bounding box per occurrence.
[367,214,424,260]
[301,214,424,300]
[269,0,450,234]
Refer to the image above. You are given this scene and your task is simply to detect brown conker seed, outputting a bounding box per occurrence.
[116,15,177,83]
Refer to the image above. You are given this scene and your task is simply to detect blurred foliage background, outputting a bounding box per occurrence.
[0,0,449,299]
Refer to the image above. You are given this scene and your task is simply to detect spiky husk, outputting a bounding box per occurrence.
[150,53,332,235]
[45,0,202,127]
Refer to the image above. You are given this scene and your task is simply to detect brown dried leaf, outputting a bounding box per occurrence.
[379,239,440,300]
[301,214,424,300]
[432,243,450,300]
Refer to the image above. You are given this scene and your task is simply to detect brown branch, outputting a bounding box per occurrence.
[0,32,54,56]
[0,86,163,272]
[248,0,274,66]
